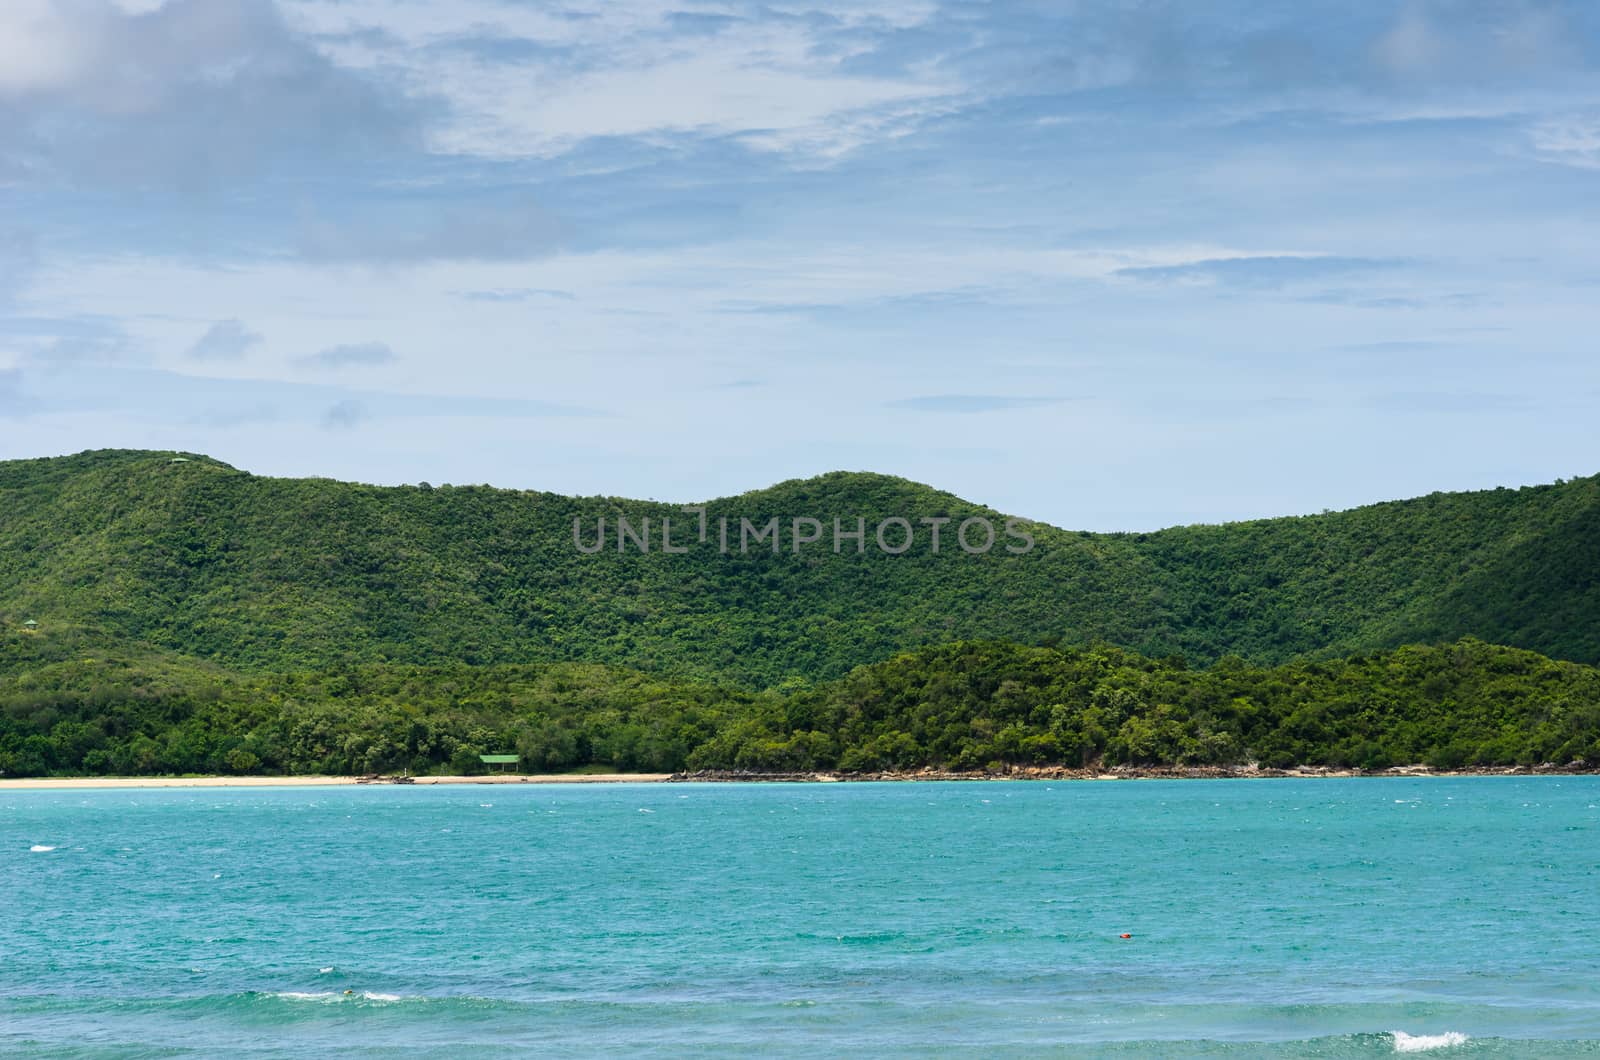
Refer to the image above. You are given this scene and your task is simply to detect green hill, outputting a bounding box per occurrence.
[2,449,1598,687]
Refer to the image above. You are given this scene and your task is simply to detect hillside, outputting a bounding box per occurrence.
[1,449,1598,686]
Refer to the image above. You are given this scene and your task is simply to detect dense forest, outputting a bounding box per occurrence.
[2,451,1597,778]
[2,450,1598,685]
[2,631,1596,778]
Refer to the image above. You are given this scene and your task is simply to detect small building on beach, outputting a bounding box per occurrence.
[479,754,519,774]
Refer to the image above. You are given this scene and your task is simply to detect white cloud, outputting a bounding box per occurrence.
[0,0,102,98]
[287,0,957,160]
[1371,8,1443,78]
[18,240,1337,404]
[1370,2,1586,85]
[0,0,421,188]
[447,53,951,159]
[1530,115,1600,170]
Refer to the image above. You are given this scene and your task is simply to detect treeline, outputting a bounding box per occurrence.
[1,636,1595,777]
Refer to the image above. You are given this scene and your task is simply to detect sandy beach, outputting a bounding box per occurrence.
[1,764,1589,790]
[0,773,673,790]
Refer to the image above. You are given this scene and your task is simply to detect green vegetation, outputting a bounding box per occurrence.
[2,450,1597,777]
[1,634,1595,777]
[2,450,1599,686]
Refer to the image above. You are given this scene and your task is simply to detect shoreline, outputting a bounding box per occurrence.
[0,764,1593,790]
[0,773,672,790]
[672,763,1598,783]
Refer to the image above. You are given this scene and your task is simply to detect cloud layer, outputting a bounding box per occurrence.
[0,0,1597,528]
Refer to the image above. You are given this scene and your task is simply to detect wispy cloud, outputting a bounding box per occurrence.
[424,32,569,66]
[1368,390,1532,414]
[325,0,960,161]
[32,333,133,366]
[454,288,576,303]
[887,395,1071,413]
[300,341,398,371]
[0,364,603,425]
[296,196,566,263]
[1116,256,1403,289]
[1529,114,1600,170]
[186,319,262,362]
[6,315,141,369]
[1335,340,1444,353]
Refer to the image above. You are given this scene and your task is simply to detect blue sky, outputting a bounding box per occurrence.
[1,0,1597,529]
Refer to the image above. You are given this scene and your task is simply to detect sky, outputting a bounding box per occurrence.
[0,0,1597,530]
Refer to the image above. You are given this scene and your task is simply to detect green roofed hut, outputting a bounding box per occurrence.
[479,754,519,774]
[22,620,38,629]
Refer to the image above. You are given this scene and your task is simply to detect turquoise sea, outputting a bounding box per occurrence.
[3,777,1598,1057]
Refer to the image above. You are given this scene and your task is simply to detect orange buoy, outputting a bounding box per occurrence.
[1119,933,1132,939]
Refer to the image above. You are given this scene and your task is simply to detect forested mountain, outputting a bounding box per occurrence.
[3,450,1598,777]
[2,450,1597,686]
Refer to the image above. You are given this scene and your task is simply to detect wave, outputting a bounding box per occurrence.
[29,845,56,852]
[270,990,409,1004]
[1393,1030,1470,1052]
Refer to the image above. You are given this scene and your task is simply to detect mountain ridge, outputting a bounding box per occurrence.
[3,449,1598,685]
[4,448,1578,528]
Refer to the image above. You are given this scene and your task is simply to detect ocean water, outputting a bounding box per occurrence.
[2,778,1598,1058]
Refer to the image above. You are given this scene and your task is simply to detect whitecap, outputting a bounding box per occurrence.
[29,845,55,852]
[276,991,335,1002]
[479,803,493,808]
[363,992,402,1002]
[638,808,654,814]
[318,967,334,974]
[1392,1030,1468,1052]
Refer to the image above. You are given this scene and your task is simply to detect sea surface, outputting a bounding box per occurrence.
[2,777,1597,1057]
